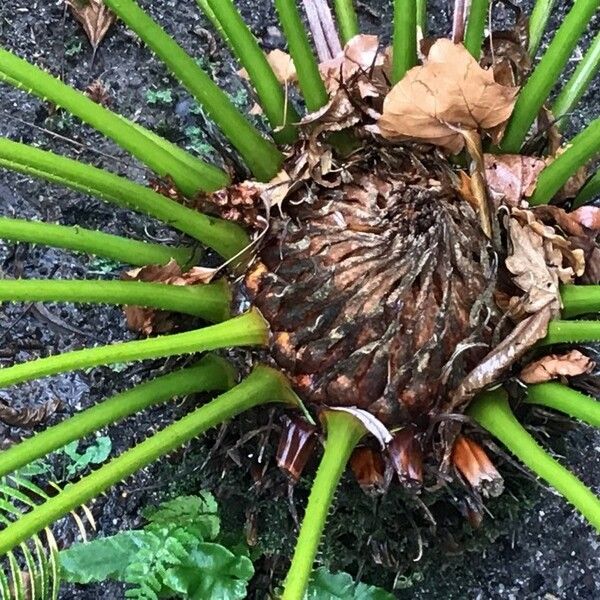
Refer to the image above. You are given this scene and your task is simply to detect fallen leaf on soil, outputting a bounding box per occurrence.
[449,305,553,409]
[239,49,297,85]
[377,39,519,153]
[0,398,61,428]
[85,79,111,106]
[520,350,595,383]
[123,260,218,334]
[484,154,546,206]
[67,0,115,50]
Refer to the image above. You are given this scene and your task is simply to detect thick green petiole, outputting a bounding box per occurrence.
[541,320,600,345]
[0,365,300,555]
[282,410,366,600]
[574,170,600,207]
[464,0,489,59]
[104,0,283,182]
[0,355,235,479]
[0,50,226,197]
[0,278,232,323]
[553,32,600,128]
[334,0,360,44]
[469,390,600,531]
[417,0,427,34]
[0,138,250,260]
[203,0,299,144]
[526,383,600,428]
[500,0,599,154]
[0,309,268,389]
[528,118,600,205]
[274,0,329,112]
[528,0,556,57]
[392,0,418,83]
[561,284,600,318]
[0,217,194,267]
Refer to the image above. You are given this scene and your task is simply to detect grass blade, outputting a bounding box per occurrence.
[274,0,329,112]
[104,0,283,181]
[0,278,232,323]
[529,117,600,205]
[0,309,268,389]
[0,137,250,259]
[553,31,600,128]
[526,383,600,428]
[0,217,194,267]
[500,0,599,154]
[0,49,227,196]
[333,0,360,44]
[0,356,235,479]
[392,0,418,83]
[0,366,299,556]
[464,0,489,59]
[203,0,299,144]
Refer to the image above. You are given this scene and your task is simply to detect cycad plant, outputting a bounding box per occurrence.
[0,0,599,598]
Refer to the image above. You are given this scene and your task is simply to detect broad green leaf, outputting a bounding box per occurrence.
[143,492,220,540]
[305,568,394,600]
[60,530,152,583]
[64,436,112,476]
[162,542,254,600]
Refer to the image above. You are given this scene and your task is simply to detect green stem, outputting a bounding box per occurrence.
[0,217,193,267]
[553,32,600,128]
[104,0,283,182]
[0,50,226,197]
[0,309,268,389]
[464,0,489,59]
[0,355,235,479]
[500,0,599,154]
[417,0,427,34]
[528,118,600,205]
[0,138,250,260]
[574,170,600,207]
[561,284,600,318]
[0,365,300,555]
[274,0,329,112]
[468,390,600,531]
[195,0,227,37]
[526,383,600,428]
[528,0,556,57]
[392,0,418,84]
[282,410,366,600]
[541,320,600,345]
[204,0,299,144]
[333,0,360,44]
[0,278,231,323]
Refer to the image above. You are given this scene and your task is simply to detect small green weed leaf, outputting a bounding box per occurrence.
[143,492,220,540]
[63,436,112,477]
[145,88,173,104]
[60,530,151,583]
[162,542,254,600]
[305,568,394,600]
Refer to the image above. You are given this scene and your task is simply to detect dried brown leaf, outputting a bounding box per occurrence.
[377,39,519,153]
[276,416,318,481]
[68,0,115,50]
[0,398,61,428]
[85,79,111,106]
[449,305,553,409]
[239,49,297,85]
[520,350,595,384]
[349,446,390,495]
[484,154,546,207]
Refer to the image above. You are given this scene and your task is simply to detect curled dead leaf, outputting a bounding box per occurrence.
[484,154,546,207]
[67,0,115,50]
[377,39,519,153]
[350,446,389,495]
[239,49,297,85]
[520,350,595,384]
[0,398,61,428]
[123,260,218,334]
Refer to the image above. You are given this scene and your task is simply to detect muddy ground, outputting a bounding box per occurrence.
[0,0,598,598]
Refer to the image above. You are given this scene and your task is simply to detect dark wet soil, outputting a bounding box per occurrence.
[0,0,598,598]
